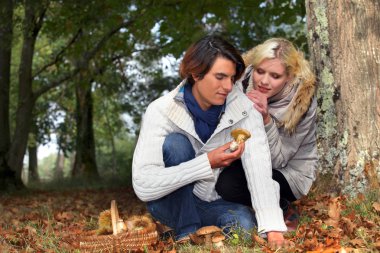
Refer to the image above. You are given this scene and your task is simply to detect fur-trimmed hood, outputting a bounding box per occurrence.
[241,65,316,134]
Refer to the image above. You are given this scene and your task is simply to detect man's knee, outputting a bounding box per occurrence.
[217,206,256,232]
[163,133,195,166]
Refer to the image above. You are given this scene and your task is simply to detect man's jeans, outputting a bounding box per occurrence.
[147,133,257,240]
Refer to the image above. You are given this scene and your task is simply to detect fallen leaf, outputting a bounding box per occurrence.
[328,197,341,220]
[374,241,380,250]
[24,225,37,235]
[349,238,365,247]
[321,247,342,253]
[373,202,380,213]
[252,234,266,246]
[54,211,74,221]
[341,217,355,237]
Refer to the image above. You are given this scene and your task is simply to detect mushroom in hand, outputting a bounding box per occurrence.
[229,128,251,151]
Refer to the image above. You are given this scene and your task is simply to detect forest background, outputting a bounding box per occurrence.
[1,0,309,187]
[0,0,379,251]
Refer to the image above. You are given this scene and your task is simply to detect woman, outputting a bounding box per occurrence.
[133,35,288,247]
[216,38,318,222]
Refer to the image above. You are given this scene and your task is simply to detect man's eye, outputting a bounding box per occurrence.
[216,75,224,80]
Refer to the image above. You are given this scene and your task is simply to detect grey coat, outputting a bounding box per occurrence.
[238,65,318,199]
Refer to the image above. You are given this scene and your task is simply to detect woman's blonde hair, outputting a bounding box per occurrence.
[243,38,315,87]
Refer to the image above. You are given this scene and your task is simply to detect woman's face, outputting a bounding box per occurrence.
[192,57,236,110]
[252,58,290,98]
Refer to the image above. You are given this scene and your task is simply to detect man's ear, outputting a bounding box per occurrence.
[192,74,199,82]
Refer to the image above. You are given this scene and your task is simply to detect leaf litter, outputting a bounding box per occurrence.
[0,188,379,252]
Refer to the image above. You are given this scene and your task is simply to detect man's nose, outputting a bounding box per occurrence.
[223,79,233,92]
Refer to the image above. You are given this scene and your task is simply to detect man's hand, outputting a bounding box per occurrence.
[267,231,294,249]
[207,142,245,169]
[246,90,271,125]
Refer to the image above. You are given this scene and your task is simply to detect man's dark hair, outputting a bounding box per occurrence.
[179,35,245,84]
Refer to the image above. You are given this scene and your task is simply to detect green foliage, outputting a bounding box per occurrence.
[225,225,253,247]
[344,190,380,219]
[95,135,136,183]
[38,153,61,180]
[2,0,308,182]
[36,134,136,185]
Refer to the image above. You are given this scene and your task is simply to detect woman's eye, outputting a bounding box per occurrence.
[271,74,281,79]
[256,69,264,74]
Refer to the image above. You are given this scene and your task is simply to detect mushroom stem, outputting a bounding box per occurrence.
[204,234,212,246]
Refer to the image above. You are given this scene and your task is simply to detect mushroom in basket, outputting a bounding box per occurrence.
[229,128,251,152]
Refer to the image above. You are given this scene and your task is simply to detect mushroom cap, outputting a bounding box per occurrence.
[195,225,222,236]
[231,128,251,142]
[211,233,226,243]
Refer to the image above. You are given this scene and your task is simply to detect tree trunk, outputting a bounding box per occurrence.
[306,0,380,195]
[103,100,117,174]
[0,0,13,189]
[72,78,99,179]
[7,1,45,187]
[54,148,65,179]
[28,144,39,183]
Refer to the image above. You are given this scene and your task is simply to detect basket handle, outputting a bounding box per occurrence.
[110,200,120,235]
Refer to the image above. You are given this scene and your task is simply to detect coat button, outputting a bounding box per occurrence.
[228,119,233,124]
[242,111,247,116]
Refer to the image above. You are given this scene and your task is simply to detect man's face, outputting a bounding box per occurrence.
[192,57,236,111]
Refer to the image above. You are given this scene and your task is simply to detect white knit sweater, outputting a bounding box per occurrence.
[132,81,287,233]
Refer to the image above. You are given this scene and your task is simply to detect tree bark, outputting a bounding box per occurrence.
[7,1,45,187]
[27,120,39,183]
[72,78,99,179]
[0,0,13,189]
[28,144,39,183]
[103,100,117,174]
[306,0,380,195]
[54,148,65,179]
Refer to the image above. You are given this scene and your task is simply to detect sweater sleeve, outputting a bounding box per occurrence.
[132,102,215,202]
[241,108,287,233]
[265,99,317,169]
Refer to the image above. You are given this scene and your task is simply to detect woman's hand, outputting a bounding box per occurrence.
[246,90,271,125]
[207,142,245,169]
[267,231,294,249]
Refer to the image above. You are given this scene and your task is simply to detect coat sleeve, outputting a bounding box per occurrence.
[132,102,214,202]
[265,98,317,169]
[240,106,287,233]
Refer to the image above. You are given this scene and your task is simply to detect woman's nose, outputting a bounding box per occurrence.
[261,74,269,86]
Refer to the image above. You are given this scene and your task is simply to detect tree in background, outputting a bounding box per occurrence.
[306,0,380,195]
[0,0,307,189]
[0,0,14,189]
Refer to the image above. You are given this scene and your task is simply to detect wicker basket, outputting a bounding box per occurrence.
[78,200,158,252]
[79,230,158,252]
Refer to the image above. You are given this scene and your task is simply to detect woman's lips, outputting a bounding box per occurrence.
[257,86,270,93]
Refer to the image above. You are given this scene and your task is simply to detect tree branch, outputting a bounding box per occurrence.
[32,29,82,78]
[34,19,135,98]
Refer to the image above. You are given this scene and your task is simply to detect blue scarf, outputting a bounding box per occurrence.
[184,83,224,143]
